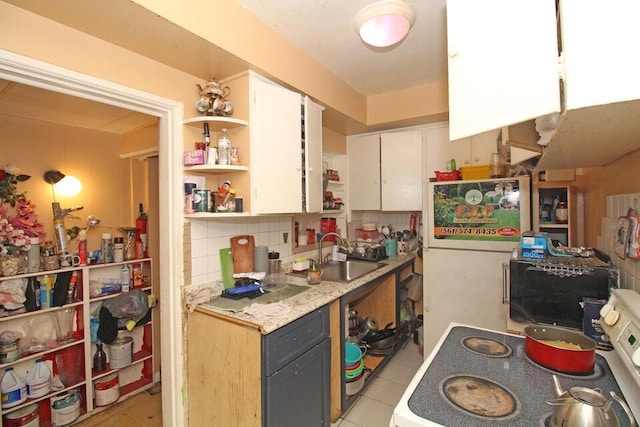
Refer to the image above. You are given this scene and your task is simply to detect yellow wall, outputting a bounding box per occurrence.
[0,115,133,251]
[0,2,199,118]
[323,127,346,154]
[1,0,447,132]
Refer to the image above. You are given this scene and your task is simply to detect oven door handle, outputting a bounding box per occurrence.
[502,262,509,304]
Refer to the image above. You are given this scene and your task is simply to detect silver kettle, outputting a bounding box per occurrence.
[547,375,636,427]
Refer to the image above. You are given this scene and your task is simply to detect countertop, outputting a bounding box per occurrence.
[195,254,416,334]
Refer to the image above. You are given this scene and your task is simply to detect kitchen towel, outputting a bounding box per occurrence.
[243,302,291,317]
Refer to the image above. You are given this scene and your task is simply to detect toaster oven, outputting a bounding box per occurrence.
[508,250,619,329]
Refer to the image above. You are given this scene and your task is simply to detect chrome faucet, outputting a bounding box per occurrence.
[318,232,345,264]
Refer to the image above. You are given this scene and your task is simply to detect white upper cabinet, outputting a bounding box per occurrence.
[381,131,423,211]
[250,73,303,214]
[348,130,423,211]
[303,96,324,213]
[348,134,381,211]
[560,0,640,110]
[446,0,561,141]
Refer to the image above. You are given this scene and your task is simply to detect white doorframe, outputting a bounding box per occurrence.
[0,49,185,427]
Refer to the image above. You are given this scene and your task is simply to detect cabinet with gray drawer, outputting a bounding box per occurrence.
[263,305,330,426]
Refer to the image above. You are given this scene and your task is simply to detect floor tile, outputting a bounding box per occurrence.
[336,420,361,427]
[363,376,408,406]
[344,395,394,427]
[376,360,420,386]
[391,342,423,369]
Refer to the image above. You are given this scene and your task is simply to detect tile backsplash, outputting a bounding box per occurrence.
[597,192,640,293]
[185,216,292,285]
[183,211,421,286]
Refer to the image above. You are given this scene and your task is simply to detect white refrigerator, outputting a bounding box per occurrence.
[422,176,531,354]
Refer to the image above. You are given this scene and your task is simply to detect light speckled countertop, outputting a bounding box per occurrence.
[196,254,416,334]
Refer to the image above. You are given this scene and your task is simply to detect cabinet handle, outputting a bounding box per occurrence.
[464,160,470,165]
[473,157,479,163]
[502,262,509,304]
[383,179,388,184]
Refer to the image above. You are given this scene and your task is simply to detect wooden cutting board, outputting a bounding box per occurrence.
[230,235,255,273]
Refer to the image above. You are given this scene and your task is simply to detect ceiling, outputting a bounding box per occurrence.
[0,79,157,134]
[234,0,447,96]
[1,0,447,134]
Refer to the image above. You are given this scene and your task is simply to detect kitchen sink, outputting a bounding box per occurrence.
[318,260,386,283]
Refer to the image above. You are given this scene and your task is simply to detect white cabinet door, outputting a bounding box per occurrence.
[250,75,302,214]
[348,134,380,210]
[560,0,640,110]
[304,96,323,213]
[381,131,423,211]
[453,129,500,167]
[447,0,560,140]
[423,123,451,182]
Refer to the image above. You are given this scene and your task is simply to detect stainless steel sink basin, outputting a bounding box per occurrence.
[318,260,386,283]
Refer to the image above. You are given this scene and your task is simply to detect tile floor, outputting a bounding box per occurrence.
[332,340,424,427]
[73,341,423,427]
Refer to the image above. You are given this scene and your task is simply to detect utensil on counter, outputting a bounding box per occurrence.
[524,324,596,374]
[230,235,255,273]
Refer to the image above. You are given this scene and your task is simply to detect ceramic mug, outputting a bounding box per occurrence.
[397,241,406,255]
[60,254,81,268]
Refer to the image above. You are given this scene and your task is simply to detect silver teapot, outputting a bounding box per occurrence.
[547,375,636,427]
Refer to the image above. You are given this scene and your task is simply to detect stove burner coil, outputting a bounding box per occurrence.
[461,336,512,357]
[439,375,521,421]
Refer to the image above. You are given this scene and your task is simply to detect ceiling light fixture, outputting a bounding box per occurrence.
[354,0,416,48]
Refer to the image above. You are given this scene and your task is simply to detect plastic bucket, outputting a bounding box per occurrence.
[51,389,80,426]
[94,372,120,407]
[3,403,39,427]
[345,342,363,365]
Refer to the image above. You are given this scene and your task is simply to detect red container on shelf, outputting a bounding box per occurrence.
[435,170,460,181]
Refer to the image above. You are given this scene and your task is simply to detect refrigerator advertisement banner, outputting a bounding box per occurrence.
[431,179,523,242]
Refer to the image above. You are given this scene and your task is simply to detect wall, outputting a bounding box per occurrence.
[597,192,640,293]
[578,148,640,248]
[576,148,640,294]
[0,115,133,250]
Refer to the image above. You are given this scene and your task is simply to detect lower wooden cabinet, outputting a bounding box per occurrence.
[188,306,331,426]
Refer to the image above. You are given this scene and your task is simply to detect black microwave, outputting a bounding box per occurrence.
[508,250,619,330]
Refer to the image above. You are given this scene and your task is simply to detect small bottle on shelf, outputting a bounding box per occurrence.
[93,341,107,373]
[217,128,231,165]
[27,237,40,273]
[120,265,131,292]
[113,237,124,263]
[556,200,568,224]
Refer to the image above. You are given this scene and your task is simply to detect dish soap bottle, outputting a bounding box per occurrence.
[307,260,323,285]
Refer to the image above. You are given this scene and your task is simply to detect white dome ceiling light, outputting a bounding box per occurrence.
[354,0,416,48]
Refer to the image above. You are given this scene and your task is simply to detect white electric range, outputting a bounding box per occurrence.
[391,288,640,427]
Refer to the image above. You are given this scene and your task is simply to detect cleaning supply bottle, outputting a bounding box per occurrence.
[120,265,130,292]
[1,367,27,408]
[26,358,51,398]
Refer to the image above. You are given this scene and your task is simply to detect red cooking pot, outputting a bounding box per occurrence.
[524,325,596,374]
